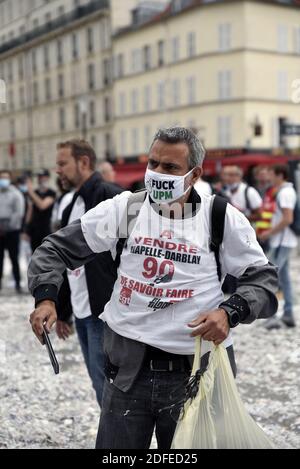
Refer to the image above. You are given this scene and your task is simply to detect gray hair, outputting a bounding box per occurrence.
[150,127,206,169]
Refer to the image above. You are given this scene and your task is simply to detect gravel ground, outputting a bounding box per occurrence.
[0,252,299,449]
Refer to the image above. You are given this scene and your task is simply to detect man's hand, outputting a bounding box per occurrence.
[188,308,230,346]
[29,300,57,344]
[56,320,73,340]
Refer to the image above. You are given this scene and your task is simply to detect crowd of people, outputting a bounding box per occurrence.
[0,130,298,449]
[193,163,298,330]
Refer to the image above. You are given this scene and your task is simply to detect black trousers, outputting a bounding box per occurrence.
[96,346,237,449]
[0,230,21,287]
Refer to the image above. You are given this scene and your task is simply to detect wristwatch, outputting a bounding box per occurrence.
[220,305,240,328]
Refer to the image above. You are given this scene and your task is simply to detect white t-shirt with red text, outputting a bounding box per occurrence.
[81,191,268,355]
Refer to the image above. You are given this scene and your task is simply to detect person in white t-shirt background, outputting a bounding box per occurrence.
[222,165,262,221]
[193,176,212,197]
[258,165,298,329]
[220,166,263,294]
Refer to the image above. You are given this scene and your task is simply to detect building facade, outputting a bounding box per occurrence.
[0,0,300,173]
[0,0,113,172]
[112,0,300,158]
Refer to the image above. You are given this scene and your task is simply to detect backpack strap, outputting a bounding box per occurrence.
[244,185,251,212]
[210,195,228,282]
[115,190,147,268]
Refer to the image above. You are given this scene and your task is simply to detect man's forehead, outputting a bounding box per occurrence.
[149,140,189,161]
[57,147,72,158]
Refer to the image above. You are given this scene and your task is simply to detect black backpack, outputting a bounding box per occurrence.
[116,192,227,282]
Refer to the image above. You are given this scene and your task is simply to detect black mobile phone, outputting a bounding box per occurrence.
[42,325,59,375]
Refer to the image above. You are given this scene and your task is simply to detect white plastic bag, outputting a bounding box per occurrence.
[171,338,274,449]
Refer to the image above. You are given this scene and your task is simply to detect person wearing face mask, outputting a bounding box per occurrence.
[26,169,56,253]
[16,176,32,267]
[0,170,25,293]
[221,166,262,222]
[28,127,278,450]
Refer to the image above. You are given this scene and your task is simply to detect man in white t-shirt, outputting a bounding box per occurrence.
[258,165,297,329]
[49,140,122,406]
[28,128,278,449]
[222,165,262,220]
[194,176,212,197]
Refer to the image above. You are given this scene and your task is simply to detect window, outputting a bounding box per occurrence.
[144,126,152,150]
[144,45,151,70]
[158,40,165,66]
[18,56,24,80]
[278,71,288,100]
[218,116,231,147]
[19,86,25,108]
[131,89,139,113]
[132,128,139,154]
[9,89,14,111]
[143,85,151,112]
[218,70,231,100]
[117,54,124,78]
[219,23,231,51]
[59,107,65,131]
[33,82,39,105]
[172,79,181,106]
[45,12,51,27]
[72,33,79,60]
[58,74,64,98]
[87,27,94,54]
[119,92,126,116]
[45,77,51,101]
[90,135,96,152]
[187,32,196,58]
[88,63,95,90]
[103,58,111,85]
[89,100,96,126]
[32,49,37,73]
[104,96,111,122]
[278,24,288,53]
[187,77,196,104]
[74,103,80,129]
[7,60,13,82]
[58,6,65,17]
[119,129,127,155]
[171,37,180,62]
[44,45,49,70]
[57,39,63,65]
[105,133,111,159]
[157,82,165,109]
[131,49,141,73]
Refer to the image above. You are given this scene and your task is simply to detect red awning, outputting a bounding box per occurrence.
[114,163,147,189]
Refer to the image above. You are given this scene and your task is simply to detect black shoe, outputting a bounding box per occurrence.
[281,316,296,328]
[16,285,23,294]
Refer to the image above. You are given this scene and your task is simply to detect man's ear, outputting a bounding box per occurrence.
[191,167,203,185]
[78,154,90,171]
